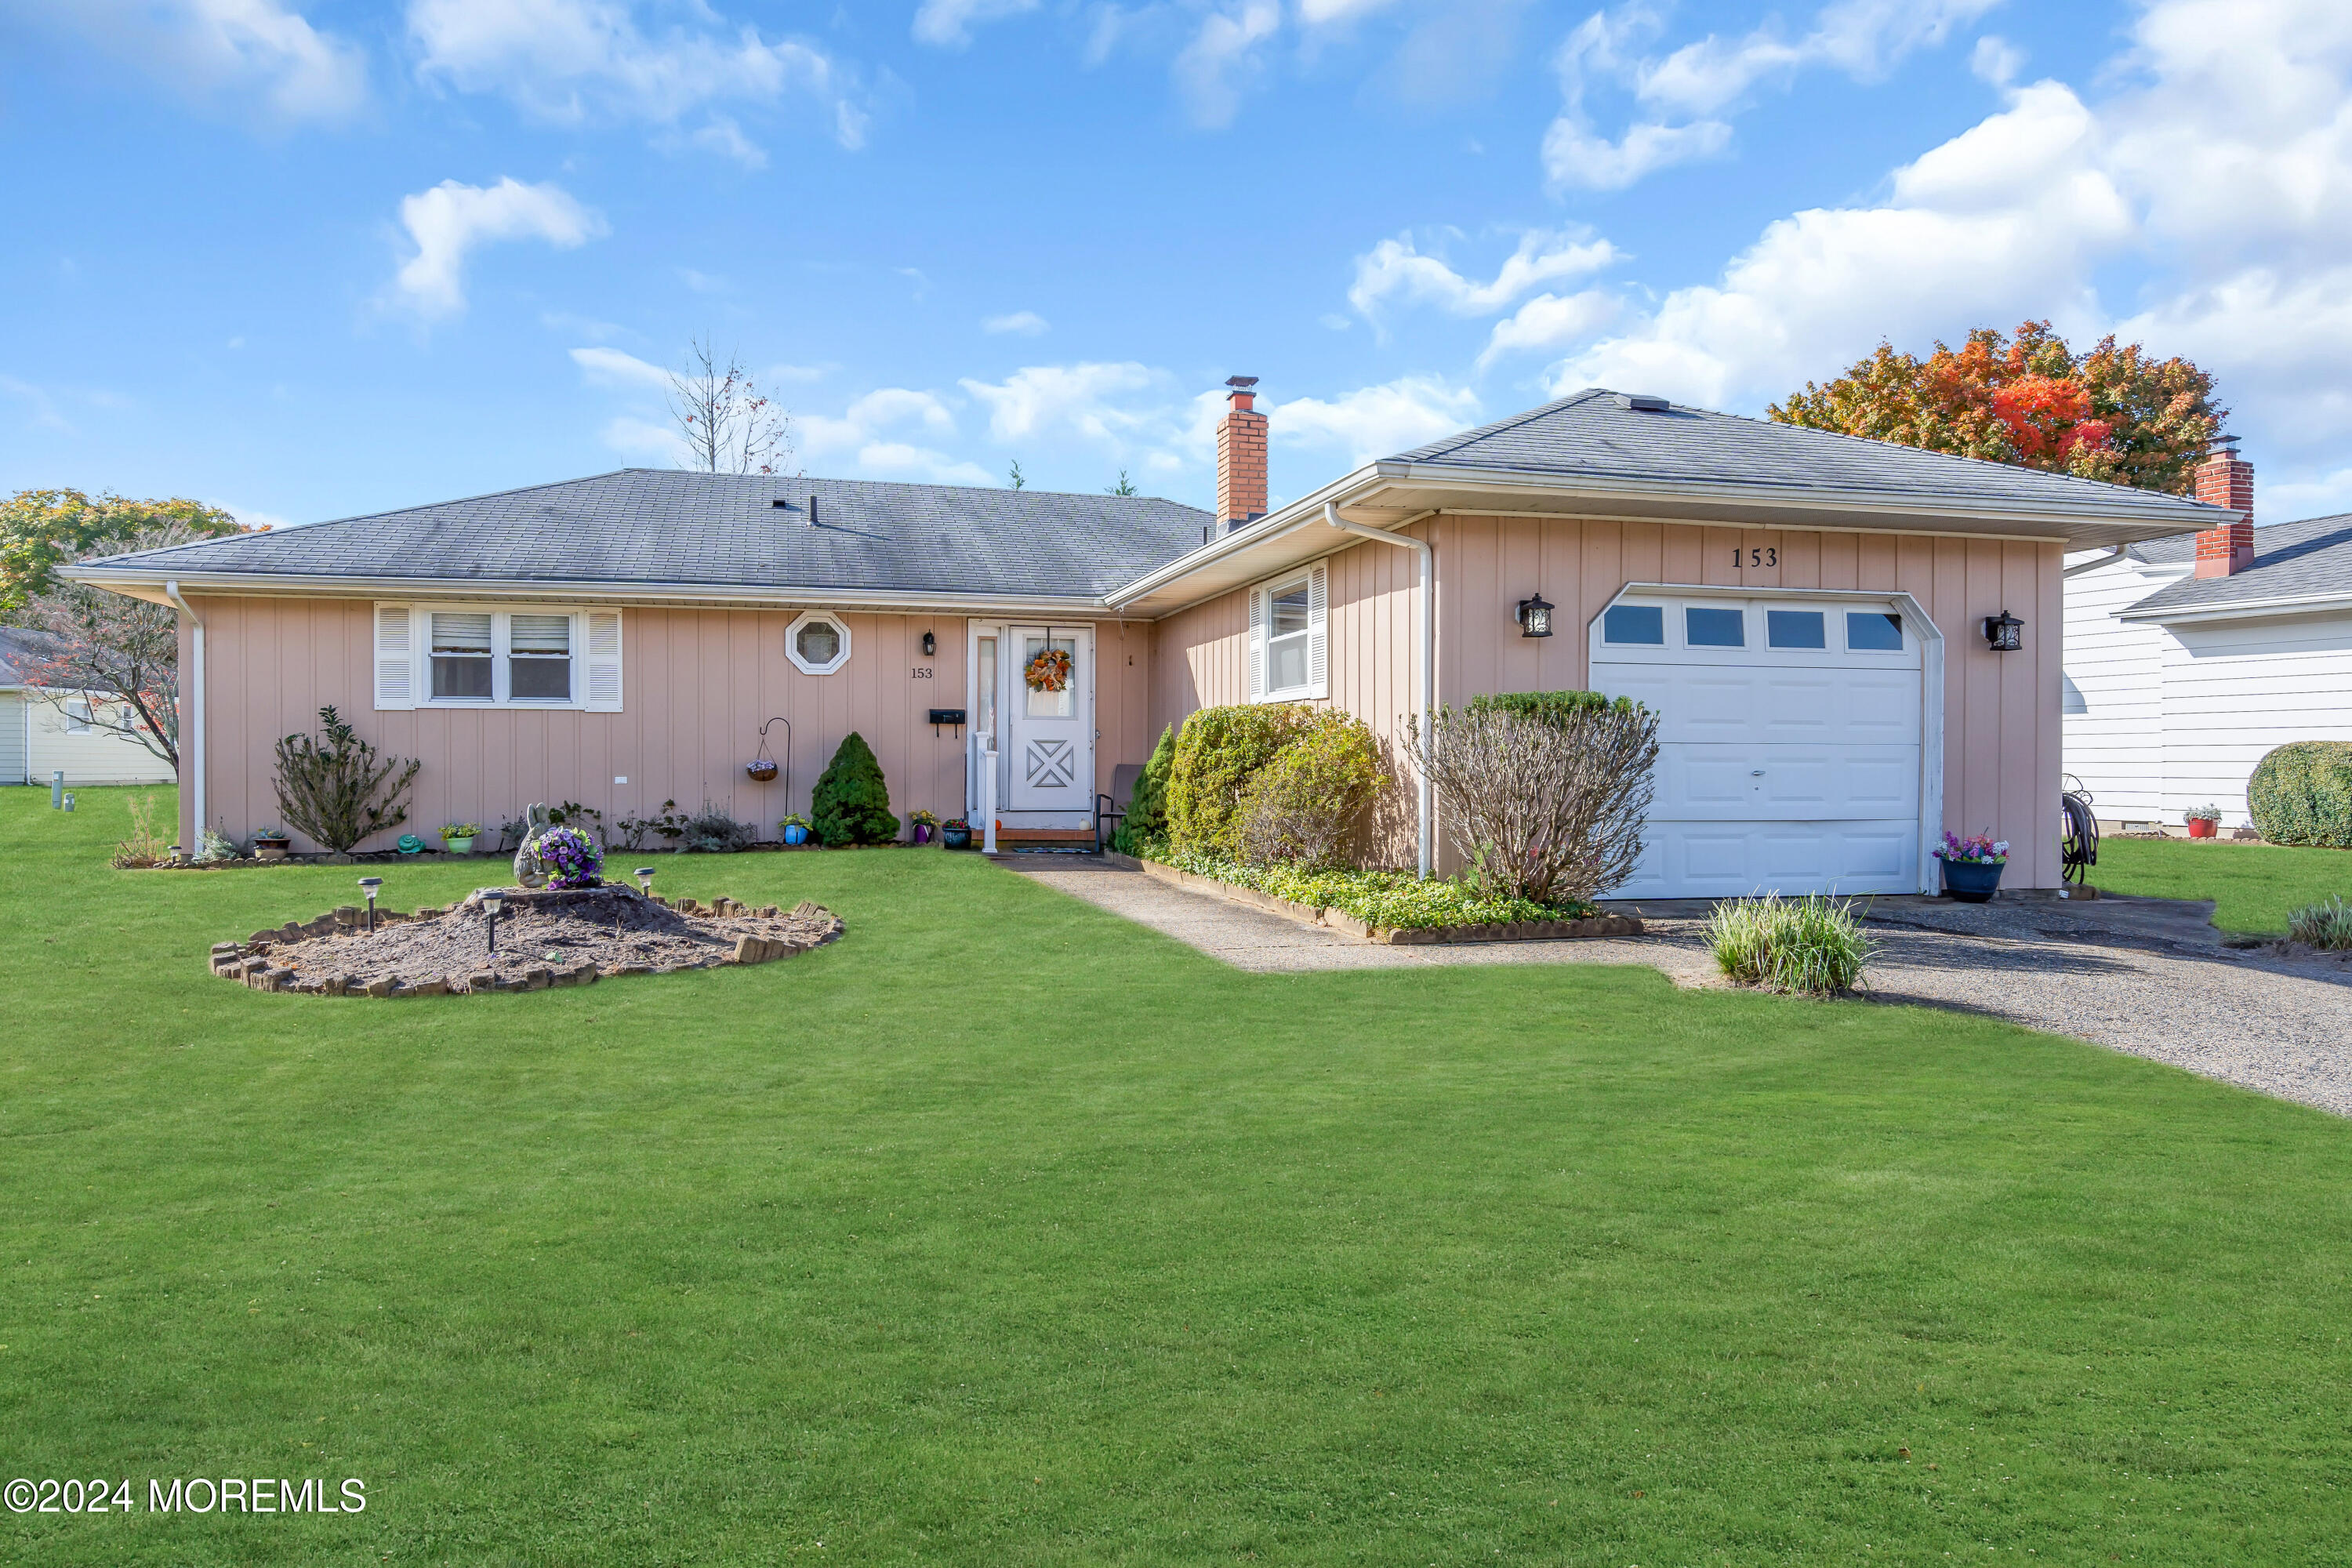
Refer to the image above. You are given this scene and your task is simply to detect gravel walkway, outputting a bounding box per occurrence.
[1004,858,2352,1118]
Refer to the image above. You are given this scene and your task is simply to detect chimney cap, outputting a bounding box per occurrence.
[2207,431,2242,456]
[1225,375,1259,390]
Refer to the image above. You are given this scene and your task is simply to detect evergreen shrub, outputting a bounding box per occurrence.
[2247,741,2352,848]
[1112,724,1177,855]
[1166,704,1310,857]
[1236,710,1385,867]
[812,731,901,846]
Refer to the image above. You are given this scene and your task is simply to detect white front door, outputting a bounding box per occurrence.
[1591,593,1928,899]
[971,623,1094,827]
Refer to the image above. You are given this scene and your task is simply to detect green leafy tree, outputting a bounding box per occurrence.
[2,489,242,618]
[1105,470,1138,497]
[811,731,901,846]
[1007,459,1026,491]
[1769,321,2224,495]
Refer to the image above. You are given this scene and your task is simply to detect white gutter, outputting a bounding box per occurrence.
[2060,545,2129,578]
[164,579,202,844]
[1322,502,1435,880]
[2119,590,2352,625]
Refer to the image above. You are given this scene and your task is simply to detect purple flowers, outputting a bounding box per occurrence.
[537,826,604,887]
[1934,829,2009,864]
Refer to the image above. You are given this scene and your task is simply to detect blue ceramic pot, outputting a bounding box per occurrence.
[1939,856,2004,902]
[942,826,973,850]
[782,824,809,846]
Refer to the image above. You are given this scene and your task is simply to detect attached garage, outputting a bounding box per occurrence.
[1591,589,1942,899]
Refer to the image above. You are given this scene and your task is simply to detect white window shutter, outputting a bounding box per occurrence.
[1308,563,1328,699]
[374,605,414,710]
[583,610,623,712]
[1247,586,1265,701]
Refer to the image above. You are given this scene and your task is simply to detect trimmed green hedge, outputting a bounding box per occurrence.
[1465,689,1642,728]
[2248,741,2352,848]
[1157,848,1593,929]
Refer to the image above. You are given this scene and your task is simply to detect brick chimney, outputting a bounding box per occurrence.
[1216,375,1268,532]
[2192,437,2254,578]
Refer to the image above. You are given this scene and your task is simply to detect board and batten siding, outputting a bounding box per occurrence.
[1152,514,2066,887]
[176,596,982,852]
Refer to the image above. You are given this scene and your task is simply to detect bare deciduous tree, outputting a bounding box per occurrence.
[14,521,207,773]
[1403,702,1661,906]
[668,336,794,475]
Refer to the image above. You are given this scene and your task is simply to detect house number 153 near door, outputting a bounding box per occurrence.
[909,666,934,678]
[1736,547,1778,568]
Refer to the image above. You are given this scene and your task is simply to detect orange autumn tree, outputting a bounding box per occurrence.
[1768,321,2225,495]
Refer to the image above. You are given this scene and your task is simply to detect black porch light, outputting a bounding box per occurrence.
[1982,610,2024,652]
[1515,593,1555,639]
[921,630,937,656]
[358,876,383,933]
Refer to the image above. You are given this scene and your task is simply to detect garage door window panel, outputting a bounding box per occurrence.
[1847,612,1905,652]
[1766,609,1826,649]
[1603,604,1665,645]
[1685,606,1745,648]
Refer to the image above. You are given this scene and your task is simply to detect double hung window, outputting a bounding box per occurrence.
[377,604,619,711]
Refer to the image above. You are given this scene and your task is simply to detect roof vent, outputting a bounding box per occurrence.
[807,493,818,526]
[1619,393,1671,412]
[770,497,790,509]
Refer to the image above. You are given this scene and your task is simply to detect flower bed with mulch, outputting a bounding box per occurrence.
[209,884,843,997]
[1128,854,1642,945]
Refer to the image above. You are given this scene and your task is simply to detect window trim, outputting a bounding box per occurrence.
[1248,560,1328,703]
[786,610,852,676]
[374,602,622,713]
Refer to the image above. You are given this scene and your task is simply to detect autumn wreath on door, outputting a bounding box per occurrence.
[1024,644,1073,693]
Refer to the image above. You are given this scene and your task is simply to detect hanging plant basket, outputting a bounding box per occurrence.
[1024,646,1072,693]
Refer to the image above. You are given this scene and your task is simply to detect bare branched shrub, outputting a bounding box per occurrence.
[1403,699,1660,906]
[111,793,169,869]
[272,706,421,853]
[1236,711,1385,867]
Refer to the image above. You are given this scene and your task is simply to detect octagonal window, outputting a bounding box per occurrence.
[787,612,851,675]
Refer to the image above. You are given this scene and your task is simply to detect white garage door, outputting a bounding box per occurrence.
[1591,595,1926,900]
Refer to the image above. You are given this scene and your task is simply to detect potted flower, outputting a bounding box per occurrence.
[779,812,813,848]
[536,825,604,887]
[441,822,483,855]
[252,826,291,861]
[941,816,973,850]
[1934,830,2009,902]
[910,809,941,845]
[2184,804,2223,840]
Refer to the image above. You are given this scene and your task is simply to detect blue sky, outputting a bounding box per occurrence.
[3,0,2348,528]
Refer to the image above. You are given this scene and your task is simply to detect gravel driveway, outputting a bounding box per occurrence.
[1006,858,2352,1118]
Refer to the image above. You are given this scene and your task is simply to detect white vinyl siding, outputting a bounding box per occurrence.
[0,691,27,785]
[376,604,620,713]
[2058,554,2173,821]
[1248,561,1329,702]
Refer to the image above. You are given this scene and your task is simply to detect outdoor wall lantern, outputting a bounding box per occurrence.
[634,866,655,895]
[1515,593,1555,639]
[358,877,383,933]
[1982,610,2024,653]
[481,888,506,956]
[921,630,937,657]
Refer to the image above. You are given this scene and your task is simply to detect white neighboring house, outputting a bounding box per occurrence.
[0,627,178,787]
[2062,445,2352,830]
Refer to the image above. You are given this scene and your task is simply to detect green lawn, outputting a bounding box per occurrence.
[6,786,2352,1564]
[2093,835,2352,934]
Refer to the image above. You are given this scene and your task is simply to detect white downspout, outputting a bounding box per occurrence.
[1321,502,1434,879]
[163,580,202,846]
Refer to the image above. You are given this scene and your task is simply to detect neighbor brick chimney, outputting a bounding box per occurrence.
[1217,375,1268,532]
[2192,437,2255,578]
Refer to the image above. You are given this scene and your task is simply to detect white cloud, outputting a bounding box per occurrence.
[1348,230,1620,321]
[598,413,685,463]
[1544,0,1994,190]
[568,345,670,390]
[387,177,606,319]
[1298,0,1405,22]
[1172,0,1281,129]
[982,310,1051,336]
[15,0,368,122]
[961,362,1167,444]
[1479,289,1623,366]
[912,0,1039,49]
[1969,34,2023,86]
[1269,376,1482,467]
[1541,117,1731,191]
[800,387,987,485]
[406,0,869,152]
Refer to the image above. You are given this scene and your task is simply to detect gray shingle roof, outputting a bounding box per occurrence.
[2124,511,2352,615]
[1392,389,2224,523]
[0,627,31,687]
[78,470,1215,600]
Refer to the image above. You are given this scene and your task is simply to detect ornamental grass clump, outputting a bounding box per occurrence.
[1404,695,1660,907]
[2286,894,2352,950]
[1706,894,1872,996]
